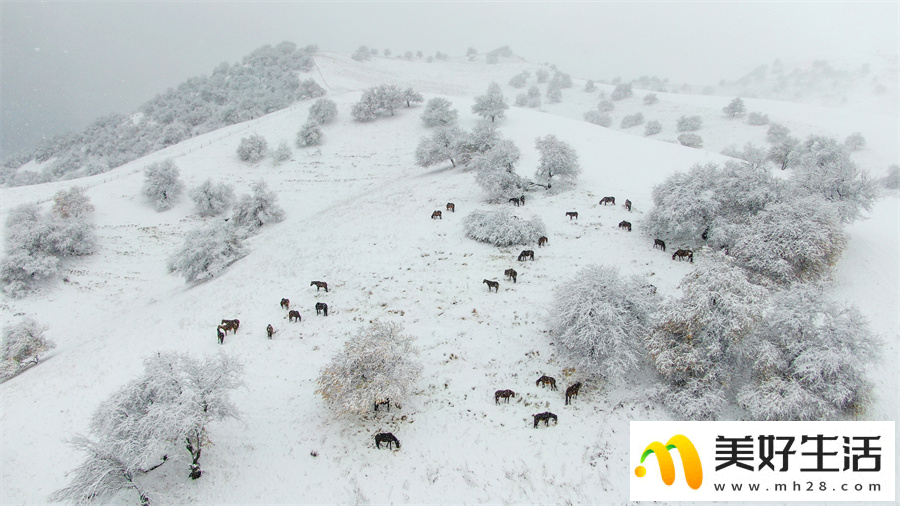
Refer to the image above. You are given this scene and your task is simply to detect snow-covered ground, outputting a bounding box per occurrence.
[1,51,897,504]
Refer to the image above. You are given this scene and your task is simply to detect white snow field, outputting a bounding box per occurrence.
[1,51,897,504]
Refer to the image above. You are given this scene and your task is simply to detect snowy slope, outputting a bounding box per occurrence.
[1,52,897,504]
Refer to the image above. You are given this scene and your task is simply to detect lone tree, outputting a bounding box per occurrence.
[307,98,338,124]
[471,82,509,122]
[1,317,55,379]
[231,180,286,234]
[401,87,424,108]
[142,160,184,211]
[723,97,746,117]
[316,321,422,416]
[236,134,269,163]
[420,97,458,127]
[190,179,235,217]
[534,134,580,189]
[296,121,323,147]
[415,126,465,168]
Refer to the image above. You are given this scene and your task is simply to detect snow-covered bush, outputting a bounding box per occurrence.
[472,82,508,122]
[295,121,323,147]
[316,321,422,416]
[548,265,659,381]
[767,136,800,170]
[747,112,769,125]
[584,79,596,92]
[738,286,878,420]
[415,126,465,168]
[190,179,235,217]
[610,82,633,100]
[471,139,526,202]
[466,47,478,60]
[534,134,580,189]
[644,120,662,136]
[676,115,702,132]
[535,68,550,83]
[514,93,528,107]
[142,160,184,211]
[352,45,372,61]
[620,112,644,129]
[584,111,612,127]
[722,97,746,117]
[308,98,338,124]
[421,97,458,127]
[526,85,542,108]
[401,87,424,108]
[844,132,866,151]
[351,84,405,122]
[270,140,292,165]
[297,78,326,100]
[677,133,703,148]
[168,221,247,283]
[463,209,546,247]
[597,99,615,112]
[643,93,658,105]
[1,205,61,297]
[721,142,767,169]
[766,123,791,143]
[883,165,900,189]
[646,253,768,419]
[236,134,269,163]
[1,318,54,379]
[52,352,243,503]
[231,180,286,234]
[508,72,528,88]
[545,83,562,103]
[52,186,94,219]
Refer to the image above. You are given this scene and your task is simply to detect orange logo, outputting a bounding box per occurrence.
[635,434,703,490]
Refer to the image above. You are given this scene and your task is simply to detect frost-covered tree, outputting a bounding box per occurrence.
[52,352,243,503]
[471,139,526,202]
[677,133,703,148]
[466,47,478,60]
[421,97,458,127]
[535,68,550,83]
[508,72,528,88]
[584,79,596,92]
[844,132,866,151]
[189,179,235,217]
[721,142,767,169]
[52,186,94,219]
[434,51,449,61]
[546,83,562,103]
[551,72,573,88]
[883,165,900,189]
[643,93,659,105]
[548,266,659,381]
[646,253,768,419]
[738,286,878,420]
[352,45,372,61]
[463,209,546,247]
[270,140,292,165]
[351,84,405,121]
[723,97,746,117]
[597,99,615,112]
[308,98,338,124]
[455,122,500,167]
[236,134,269,163]
[610,82,633,100]
[766,123,791,143]
[415,126,465,168]
[644,120,662,136]
[297,78,326,100]
[142,160,184,211]
[676,115,702,132]
[1,318,54,379]
[534,134,580,189]
[316,321,422,416]
[168,221,247,283]
[471,82,508,122]
[747,112,769,125]
[383,48,392,57]
[401,87,424,107]
[767,136,800,170]
[231,180,286,233]
[295,121,323,147]
[526,85,542,108]
[584,111,612,127]
[620,112,644,129]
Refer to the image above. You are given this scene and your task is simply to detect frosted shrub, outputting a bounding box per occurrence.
[236,134,269,163]
[463,209,546,247]
[747,112,769,125]
[415,126,465,168]
[722,97,746,117]
[471,82,508,122]
[421,97,458,127]
[168,221,247,283]
[351,45,371,61]
[1,318,54,378]
[676,115,702,132]
[597,99,615,112]
[546,84,562,103]
[584,111,612,127]
[738,286,878,420]
[883,165,900,189]
[231,180,286,234]
[677,133,703,148]
[766,123,791,143]
[721,142,767,169]
[270,141,292,165]
[351,84,405,121]
[547,265,659,382]
[297,79,326,100]
[584,79,596,92]
[316,321,422,416]
[526,85,542,108]
[535,68,549,83]
[643,93,658,105]
[844,132,866,151]
[52,186,94,219]
[295,121,323,147]
[644,120,662,136]
[190,179,235,217]
[142,160,184,211]
[508,72,528,88]
[514,93,528,107]
[610,82,633,100]
[620,112,644,129]
[307,98,338,124]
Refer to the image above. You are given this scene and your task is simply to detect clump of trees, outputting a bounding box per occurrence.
[142,160,185,211]
[610,82,633,100]
[351,84,419,122]
[316,321,422,416]
[463,209,546,247]
[1,318,55,380]
[747,112,769,125]
[168,221,247,283]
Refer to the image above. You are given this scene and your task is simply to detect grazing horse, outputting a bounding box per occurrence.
[431,210,442,219]
[599,196,616,206]
[504,268,517,283]
[672,249,694,263]
[538,236,548,247]
[509,197,521,207]
[483,279,500,292]
[624,199,632,212]
[566,211,578,220]
[374,399,391,412]
[288,310,301,322]
[618,220,632,232]
[220,319,240,334]
[533,412,558,428]
[446,203,455,213]
[518,250,535,262]
[310,281,328,292]
[518,195,525,206]
[375,432,400,450]
[536,375,557,391]
[653,239,666,252]
[494,389,516,404]
[217,327,225,345]
[565,382,582,405]
[315,302,328,316]
[280,298,290,310]
[266,324,275,339]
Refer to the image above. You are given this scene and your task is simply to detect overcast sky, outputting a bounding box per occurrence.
[2,1,897,157]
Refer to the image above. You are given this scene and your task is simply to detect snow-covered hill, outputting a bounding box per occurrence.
[1,51,897,504]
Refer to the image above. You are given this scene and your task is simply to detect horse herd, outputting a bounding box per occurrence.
[494,375,583,429]
[215,281,329,344]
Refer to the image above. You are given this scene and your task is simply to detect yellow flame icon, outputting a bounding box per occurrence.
[634,434,703,490]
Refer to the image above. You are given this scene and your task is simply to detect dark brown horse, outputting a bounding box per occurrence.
[536,375,557,391]
[483,279,499,292]
[315,302,328,316]
[280,298,290,310]
[509,197,521,207]
[310,281,328,292]
[374,399,391,412]
[446,202,455,212]
[288,310,301,322]
[566,211,578,220]
[220,319,240,334]
[653,239,666,251]
[538,236,548,247]
[217,327,225,345]
[494,389,515,404]
[504,268,517,283]
[618,220,632,232]
[533,412,558,428]
[624,199,632,212]
[565,382,582,405]
[518,250,535,261]
[599,196,615,206]
[431,210,442,219]
[375,432,400,449]
[266,324,275,339]
[672,249,694,263]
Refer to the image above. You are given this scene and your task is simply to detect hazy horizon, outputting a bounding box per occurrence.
[2,1,897,158]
